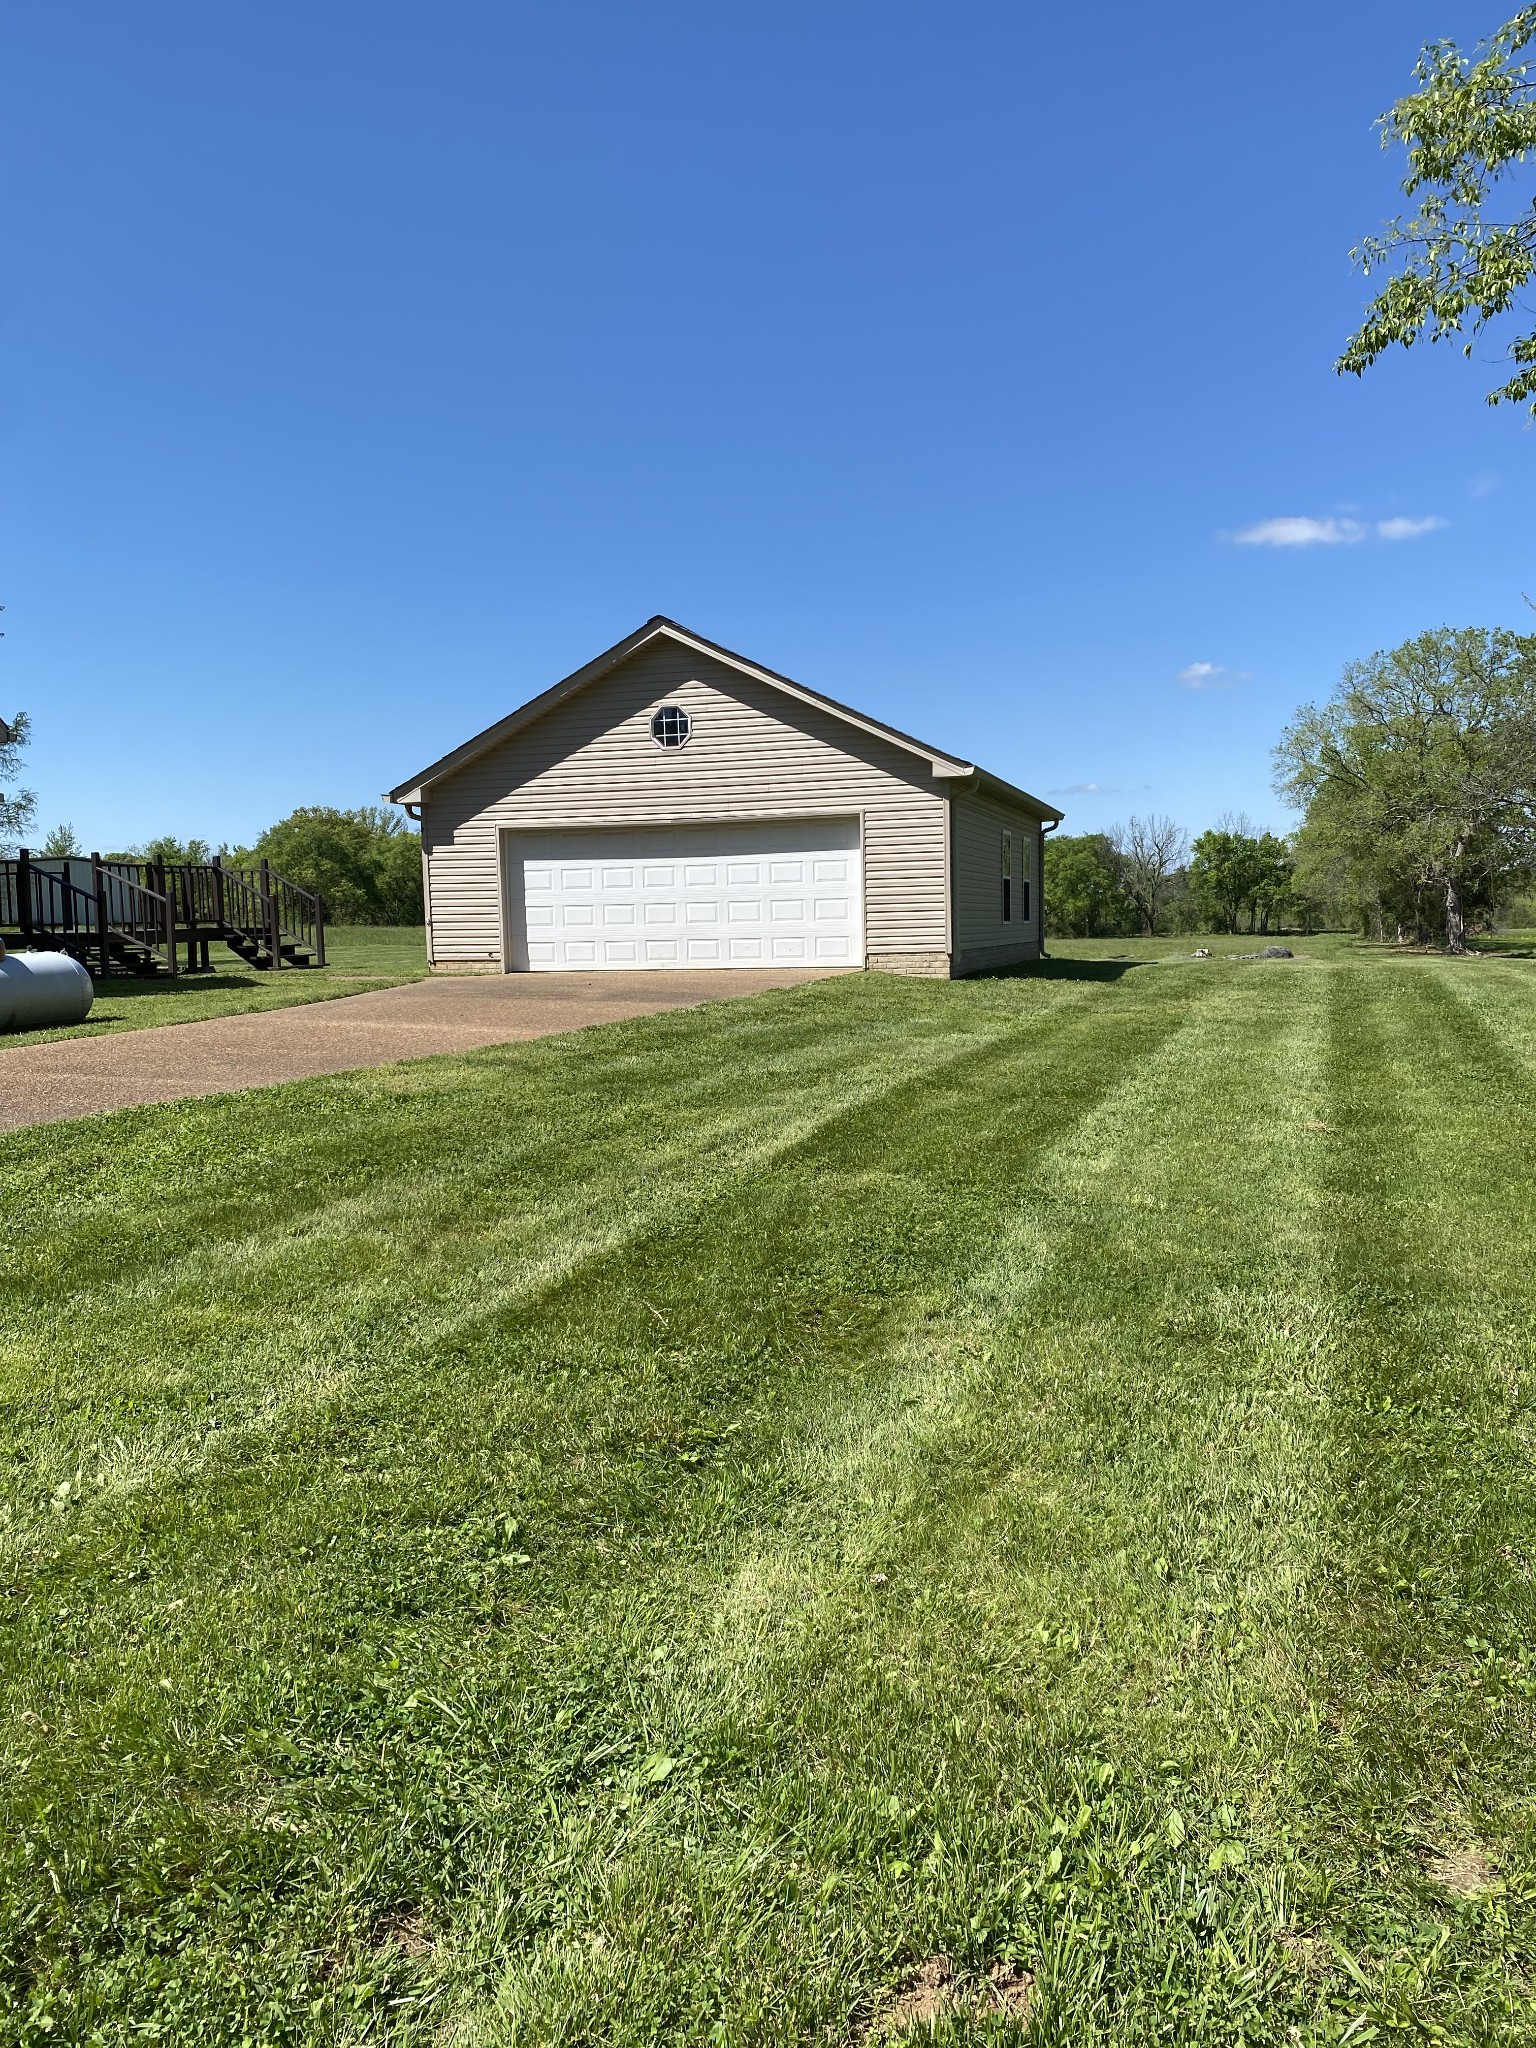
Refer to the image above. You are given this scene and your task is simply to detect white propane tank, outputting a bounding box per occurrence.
[0,946,95,1030]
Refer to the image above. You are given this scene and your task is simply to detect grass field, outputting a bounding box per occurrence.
[1,926,428,1046]
[3,942,1535,2043]
[1465,929,1536,960]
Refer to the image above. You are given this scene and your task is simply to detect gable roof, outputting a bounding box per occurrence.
[386,615,1063,819]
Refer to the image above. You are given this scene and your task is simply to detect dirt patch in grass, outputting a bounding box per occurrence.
[1274,1927,1330,1976]
[373,1907,433,1957]
[1424,1845,1499,1896]
[866,1955,1033,2035]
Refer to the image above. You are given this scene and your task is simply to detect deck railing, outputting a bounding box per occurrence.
[0,852,176,975]
[212,861,278,959]
[259,863,326,968]
[1,853,324,975]
[10,857,100,954]
[87,854,176,977]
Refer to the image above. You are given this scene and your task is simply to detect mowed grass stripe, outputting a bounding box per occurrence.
[465,962,1339,2041]
[0,975,1112,1529]
[1271,960,1536,2042]
[2,965,1197,2042]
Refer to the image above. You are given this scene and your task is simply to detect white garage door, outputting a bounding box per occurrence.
[508,818,862,971]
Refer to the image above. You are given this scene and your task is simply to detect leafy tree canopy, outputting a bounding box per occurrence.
[1043,832,1134,938]
[106,835,218,865]
[1275,626,1536,951]
[1188,818,1294,935]
[1338,9,1536,408]
[242,806,422,925]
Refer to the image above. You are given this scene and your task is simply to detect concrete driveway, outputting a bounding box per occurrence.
[0,968,842,1134]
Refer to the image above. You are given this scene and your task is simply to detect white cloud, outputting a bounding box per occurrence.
[1471,472,1497,498]
[1047,780,1118,796]
[1178,661,1249,689]
[1376,515,1446,540]
[1232,511,1447,547]
[1234,516,1366,547]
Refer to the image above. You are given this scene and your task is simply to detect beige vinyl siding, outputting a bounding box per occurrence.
[950,787,1044,970]
[421,641,950,965]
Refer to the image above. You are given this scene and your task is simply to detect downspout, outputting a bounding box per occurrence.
[386,795,428,961]
[1040,818,1058,959]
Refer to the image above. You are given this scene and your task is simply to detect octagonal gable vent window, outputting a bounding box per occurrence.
[650,705,692,750]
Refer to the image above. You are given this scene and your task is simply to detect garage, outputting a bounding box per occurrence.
[393,616,1059,976]
[506,818,863,971]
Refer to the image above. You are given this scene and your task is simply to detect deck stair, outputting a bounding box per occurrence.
[0,852,325,979]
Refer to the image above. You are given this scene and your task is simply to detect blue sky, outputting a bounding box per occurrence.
[4,0,1530,851]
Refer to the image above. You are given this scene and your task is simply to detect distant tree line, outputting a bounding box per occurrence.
[1045,817,1304,938]
[32,807,424,926]
[1046,626,1536,951]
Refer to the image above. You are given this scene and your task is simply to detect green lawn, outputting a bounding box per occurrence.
[3,944,1535,2043]
[0,926,428,1046]
[1466,928,1536,960]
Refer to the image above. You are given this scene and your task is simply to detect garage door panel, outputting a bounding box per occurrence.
[509,819,862,972]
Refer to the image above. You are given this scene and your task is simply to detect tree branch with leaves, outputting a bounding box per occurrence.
[1338,9,1536,408]
[0,712,36,855]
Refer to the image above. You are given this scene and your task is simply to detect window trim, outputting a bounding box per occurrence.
[649,705,692,750]
[1001,829,1013,924]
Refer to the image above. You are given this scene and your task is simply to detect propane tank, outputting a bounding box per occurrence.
[0,945,95,1030]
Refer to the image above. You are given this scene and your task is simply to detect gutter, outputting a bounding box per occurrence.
[1040,817,1059,959]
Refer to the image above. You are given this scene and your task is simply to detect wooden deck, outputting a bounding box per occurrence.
[0,852,325,977]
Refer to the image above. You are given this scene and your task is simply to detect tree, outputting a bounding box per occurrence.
[245,807,422,924]
[1275,627,1536,953]
[1291,783,1449,942]
[0,711,36,854]
[40,823,82,857]
[1110,815,1189,935]
[1338,10,1536,410]
[1042,832,1133,937]
[1188,817,1295,933]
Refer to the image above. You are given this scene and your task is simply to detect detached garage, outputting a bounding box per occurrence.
[388,617,1061,979]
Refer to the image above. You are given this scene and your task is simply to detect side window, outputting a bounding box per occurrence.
[1020,878,1031,924]
[1001,831,1013,924]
